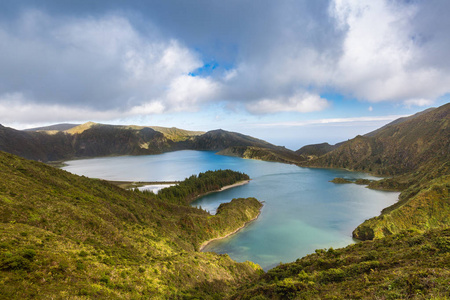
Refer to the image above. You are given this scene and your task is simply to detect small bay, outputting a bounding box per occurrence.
[63,150,399,270]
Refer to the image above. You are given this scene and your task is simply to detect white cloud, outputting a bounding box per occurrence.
[403,98,433,107]
[0,93,122,125]
[1,1,450,127]
[246,92,330,114]
[128,102,165,115]
[330,0,450,103]
[164,75,220,111]
[0,11,216,120]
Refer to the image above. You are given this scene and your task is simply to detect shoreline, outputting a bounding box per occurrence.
[199,205,262,251]
[219,180,250,191]
[192,180,251,202]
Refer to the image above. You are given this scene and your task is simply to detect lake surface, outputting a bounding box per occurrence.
[63,150,399,270]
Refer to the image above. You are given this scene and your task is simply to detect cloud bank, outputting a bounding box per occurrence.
[0,0,449,124]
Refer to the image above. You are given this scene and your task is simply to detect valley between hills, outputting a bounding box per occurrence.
[0,103,449,299]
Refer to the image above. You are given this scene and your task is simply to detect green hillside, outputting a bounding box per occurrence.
[0,151,262,299]
[304,103,449,176]
[234,228,450,299]
[300,103,449,240]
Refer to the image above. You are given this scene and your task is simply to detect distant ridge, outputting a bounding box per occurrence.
[25,123,79,132]
[0,122,303,163]
[303,103,449,175]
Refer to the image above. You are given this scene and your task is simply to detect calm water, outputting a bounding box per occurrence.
[63,150,398,270]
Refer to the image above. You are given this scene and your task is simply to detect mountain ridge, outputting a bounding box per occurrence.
[0,122,304,163]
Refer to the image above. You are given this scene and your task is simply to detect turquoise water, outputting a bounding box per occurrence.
[63,150,398,270]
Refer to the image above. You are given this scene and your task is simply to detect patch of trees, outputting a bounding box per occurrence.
[157,169,249,204]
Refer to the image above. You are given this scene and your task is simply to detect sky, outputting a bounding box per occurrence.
[0,0,449,150]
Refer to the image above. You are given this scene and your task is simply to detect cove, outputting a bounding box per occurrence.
[62,150,399,270]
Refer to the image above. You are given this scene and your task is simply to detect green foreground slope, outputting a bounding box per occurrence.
[0,151,262,299]
[234,228,450,299]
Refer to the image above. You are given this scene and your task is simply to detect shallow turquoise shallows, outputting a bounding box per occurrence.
[63,150,398,270]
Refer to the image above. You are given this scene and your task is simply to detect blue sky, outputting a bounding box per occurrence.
[0,0,449,150]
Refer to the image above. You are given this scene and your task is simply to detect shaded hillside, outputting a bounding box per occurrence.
[0,123,172,161]
[304,103,449,176]
[0,151,262,299]
[234,228,450,299]
[0,125,74,161]
[71,124,172,157]
[0,123,302,163]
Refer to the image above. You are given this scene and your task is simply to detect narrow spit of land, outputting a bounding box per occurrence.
[107,180,180,189]
[218,180,250,191]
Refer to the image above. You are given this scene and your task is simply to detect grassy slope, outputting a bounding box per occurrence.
[353,161,450,240]
[234,228,450,299]
[0,151,262,299]
[305,103,449,176]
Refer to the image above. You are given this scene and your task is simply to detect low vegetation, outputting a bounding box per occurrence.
[0,151,262,299]
[353,161,450,240]
[234,228,450,299]
[0,103,448,298]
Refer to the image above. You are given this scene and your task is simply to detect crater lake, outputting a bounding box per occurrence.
[63,150,399,270]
